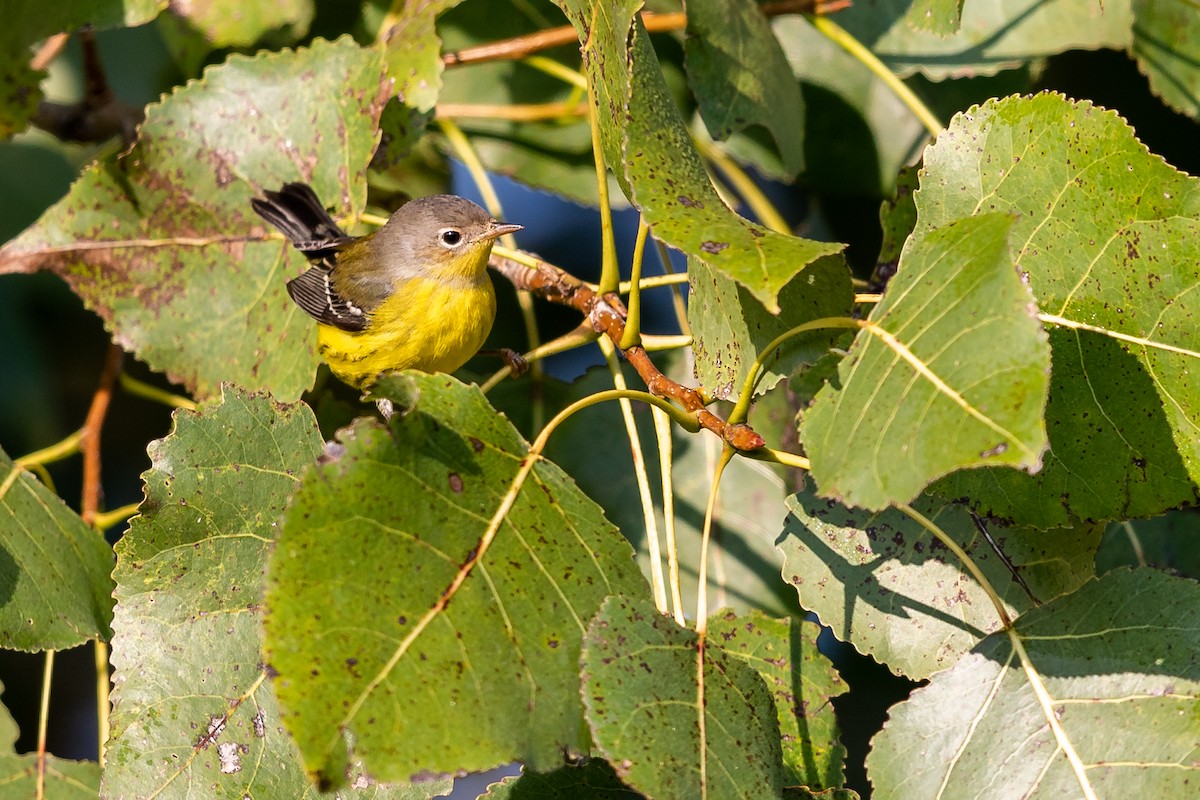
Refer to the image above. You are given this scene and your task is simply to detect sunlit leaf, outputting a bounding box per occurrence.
[779,491,1101,679]
[263,373,648,786]
[867,568,1200,799]
[581,597,783,799]
[158,0,313,74]
[804,214,1051,510]
[0,38,388,402]
[923,93,1200,525]
[0,447,113,651]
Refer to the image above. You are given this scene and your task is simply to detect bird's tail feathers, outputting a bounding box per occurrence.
[252,183,349,249]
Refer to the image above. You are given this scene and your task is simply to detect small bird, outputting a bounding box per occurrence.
[252,183,522,390]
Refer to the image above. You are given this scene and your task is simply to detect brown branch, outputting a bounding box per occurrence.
[443,1,851,68]
[490,254,765,451]
[31,28,143,146]
[80,343,124,525]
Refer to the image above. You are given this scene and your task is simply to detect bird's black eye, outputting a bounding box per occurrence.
[440,229,463,246]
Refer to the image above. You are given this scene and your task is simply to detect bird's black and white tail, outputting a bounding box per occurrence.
[251,183,350,253]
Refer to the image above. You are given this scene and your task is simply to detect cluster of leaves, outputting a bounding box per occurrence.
[0,1,1198,799]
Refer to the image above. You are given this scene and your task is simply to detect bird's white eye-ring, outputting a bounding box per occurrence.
[439,228,464,247]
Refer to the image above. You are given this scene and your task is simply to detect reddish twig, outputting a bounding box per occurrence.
[490,253,765,451]
[80,343,124,525]
[442,0,851,68]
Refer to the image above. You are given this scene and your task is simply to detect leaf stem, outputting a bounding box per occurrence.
[587,79,622,295]
[36,649,55,800]
[521,55,588,90]
[118,373,196,411]
[652,407,686,625]
[808,15,943,138]
[95,641,109,766]
[13,430,84,469]
[436,100,587,121]
[91,502,140,531]
[694,445,736,633]
[620,217,651,350]
[654,241,692,337]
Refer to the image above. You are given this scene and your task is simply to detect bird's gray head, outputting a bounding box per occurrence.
[372,195,521,279]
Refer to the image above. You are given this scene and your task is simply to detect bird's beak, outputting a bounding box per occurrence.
[481,221,523,241]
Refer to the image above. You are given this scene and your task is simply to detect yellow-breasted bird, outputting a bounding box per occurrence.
[252,183,522,390]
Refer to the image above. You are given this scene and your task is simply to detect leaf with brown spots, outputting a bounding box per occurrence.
[263,373,647,787]
[554,0,847,312]
[0,37,388,402]
[924,94,1200,526]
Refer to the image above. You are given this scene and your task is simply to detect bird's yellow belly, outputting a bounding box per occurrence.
[315,277,496,390]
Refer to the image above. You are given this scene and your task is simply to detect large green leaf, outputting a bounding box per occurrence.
[804,214,1051,510]
[867,568,1200,798]
[1132,0,1200,119]
[837,0,1133,80]
[779,491,1101,679]
[0,38,388,402]
[684,0,804,177]
[263,373,648,786]
[554,0,845,312]
[105,386,436,798]
[904,0,963,35]
[922,93,1200,526]
[0,0,163,138]
[158,0,313,74]
[581,597,783,799]
[0,447,113,651]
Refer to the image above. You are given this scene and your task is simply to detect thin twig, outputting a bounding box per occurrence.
[490,252,765,451]
[80,343,123,525]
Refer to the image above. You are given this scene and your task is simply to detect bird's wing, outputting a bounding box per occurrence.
[286,266,369,332]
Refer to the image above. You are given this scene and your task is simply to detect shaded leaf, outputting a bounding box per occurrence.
[867,568,1200,799]
[1132,0,1200,119]
[104,386,433,798]
[779,491,1102,679]
[708,610,846,791]
[555,0,845,311]
[0,0,162,138]
[837,0,1133,80]
[689,253,852,401]
[923,94,1200,525]
[0,447,113,651]
[581,596,783,799]
[380,0,463,113]
[804,214,1050,510]
[0,37,388,402]
[263,373,648,785]
[158,0,313,74]
[0,754,101,799]
[1096,509,1200,580]
[684,0,805,177]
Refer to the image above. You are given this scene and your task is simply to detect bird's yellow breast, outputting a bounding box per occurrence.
[315,276,496,390]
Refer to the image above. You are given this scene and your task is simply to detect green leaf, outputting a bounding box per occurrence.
[922,93,1200,526]
[0,0,163,138]
[380,0,462,113]
[836,0,1133,80]
[875,165,919,279]
[482,760,641,798]
[105,386,434,798]
[904,0,963,35]
[0,447,114,651]
[1132,0,1200,119]
[1096,510,1200,580]
[689,253,852,401]
[804,214,1051,510]
[779,491,1101,679]
[263,373,648,786]
[581,597,783,799]
[0,38,388,402]
[867,568,1200,799]
[684,0,805,177]
[707,610,846,791]
[555,0,844,311]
